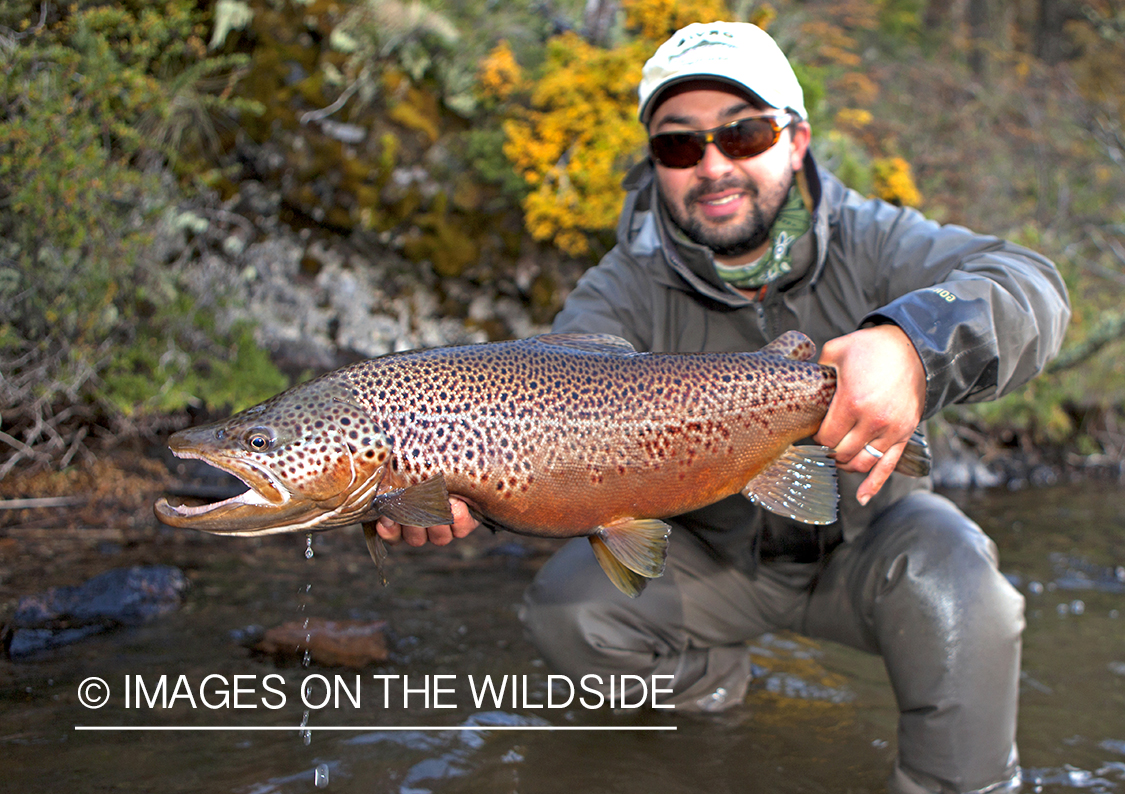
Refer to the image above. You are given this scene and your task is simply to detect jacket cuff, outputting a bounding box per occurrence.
[863,288,995,421]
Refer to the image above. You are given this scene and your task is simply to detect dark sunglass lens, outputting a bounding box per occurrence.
[718,118,775,158]
[651,133,705,168]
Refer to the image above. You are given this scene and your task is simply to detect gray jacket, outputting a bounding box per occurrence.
[552,152,1071,565]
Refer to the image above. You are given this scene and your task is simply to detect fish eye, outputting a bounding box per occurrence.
[244,428,275,452]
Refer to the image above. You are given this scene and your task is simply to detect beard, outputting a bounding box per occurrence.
[660,170,794,259]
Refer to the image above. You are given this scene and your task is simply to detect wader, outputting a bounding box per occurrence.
[520,491,1024,794]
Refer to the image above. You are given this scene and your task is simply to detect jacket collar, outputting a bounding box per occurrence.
[620,150,829,306]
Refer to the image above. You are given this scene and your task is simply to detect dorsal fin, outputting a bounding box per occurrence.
[532,333,637,355]
[757,331,817,361]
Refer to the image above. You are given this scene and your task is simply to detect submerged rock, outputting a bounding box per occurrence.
[3,565,189,659]
[253,618,389,668]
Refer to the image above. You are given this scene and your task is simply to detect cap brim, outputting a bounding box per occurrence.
[640,75,777,123]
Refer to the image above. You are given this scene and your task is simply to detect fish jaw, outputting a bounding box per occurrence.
[153,440,329,535]
[153,438,386,535]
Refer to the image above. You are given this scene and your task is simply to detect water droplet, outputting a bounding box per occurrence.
[314,763,330,787]
[1057,602,1069,616]
[303,649,312,668]
[1070,599,1085,615]
[1028,581,1044,595]
[305,535,314,559]
[302,729,312,746]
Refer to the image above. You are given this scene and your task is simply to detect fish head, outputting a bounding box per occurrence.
[154,375,392,535]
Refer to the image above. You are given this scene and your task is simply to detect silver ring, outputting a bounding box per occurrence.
[863,443,884,459]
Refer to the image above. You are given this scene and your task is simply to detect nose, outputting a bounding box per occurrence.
[695,140,735,180]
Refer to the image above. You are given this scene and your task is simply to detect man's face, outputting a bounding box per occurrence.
[648,84,810,263]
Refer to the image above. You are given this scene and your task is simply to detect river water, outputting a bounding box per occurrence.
[2,481,1123,793]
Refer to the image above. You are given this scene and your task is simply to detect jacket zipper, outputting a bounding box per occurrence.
[754,284,774,339]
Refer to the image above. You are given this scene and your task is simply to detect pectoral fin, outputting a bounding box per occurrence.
[362,521,389,587]
[588,518,671,598]
[373,474,455,527]
[742,445,838,525]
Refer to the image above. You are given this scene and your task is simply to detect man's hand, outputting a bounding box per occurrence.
[374,497,480,547]
[813,324,926,506]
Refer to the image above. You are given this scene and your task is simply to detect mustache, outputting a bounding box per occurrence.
[684,176,757,206]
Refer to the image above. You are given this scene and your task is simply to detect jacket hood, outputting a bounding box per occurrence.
[617,149,828,307]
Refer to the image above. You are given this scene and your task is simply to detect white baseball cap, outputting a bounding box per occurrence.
[638,22,807,123]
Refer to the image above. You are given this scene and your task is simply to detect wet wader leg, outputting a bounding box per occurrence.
[520,529,797,711]
[803,491,1024,794]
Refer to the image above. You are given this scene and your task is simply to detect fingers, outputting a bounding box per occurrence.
[374,497,480,547]
[375,517,455,547]
[819,422,915,506]
[854,440,905,506]
[448,498,478,539]
[813,325,927,506]
[823,432,914,505]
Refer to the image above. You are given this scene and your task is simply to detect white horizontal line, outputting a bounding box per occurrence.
[75,725,676,732]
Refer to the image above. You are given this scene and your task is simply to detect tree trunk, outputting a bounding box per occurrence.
[582,0,617,47]
[967,0,992,79]
[1035,0,1074,64]
[924,0,955,31]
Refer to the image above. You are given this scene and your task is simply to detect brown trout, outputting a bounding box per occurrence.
[154,331,928,597]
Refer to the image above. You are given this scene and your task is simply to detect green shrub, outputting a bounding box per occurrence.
[0,1,279,475]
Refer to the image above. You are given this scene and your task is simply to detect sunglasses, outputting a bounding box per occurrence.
[648,114,796,168]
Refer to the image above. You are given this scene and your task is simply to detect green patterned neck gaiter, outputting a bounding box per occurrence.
[713,180,812,290]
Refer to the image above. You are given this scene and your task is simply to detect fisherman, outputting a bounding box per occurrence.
[375,21,1071,794]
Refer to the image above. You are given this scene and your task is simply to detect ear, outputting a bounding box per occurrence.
[789,120,811,172]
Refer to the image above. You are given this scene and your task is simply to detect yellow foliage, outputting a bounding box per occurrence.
[502,33,649,255]
[833,71,879,105]
[801,19,859,66]
[804,0,877,33]
[748,3,777,31]
[835,107,872,131]
[499,1,742,256]
[386,85,442,143]
[819,44,862,68]
[623,0,733,42]
[478,40,522,101]
[872,156,922,208]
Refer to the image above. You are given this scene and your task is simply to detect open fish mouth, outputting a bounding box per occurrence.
[153,448,297,534]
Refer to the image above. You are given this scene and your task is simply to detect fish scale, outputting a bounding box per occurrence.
[155,331,929,597]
